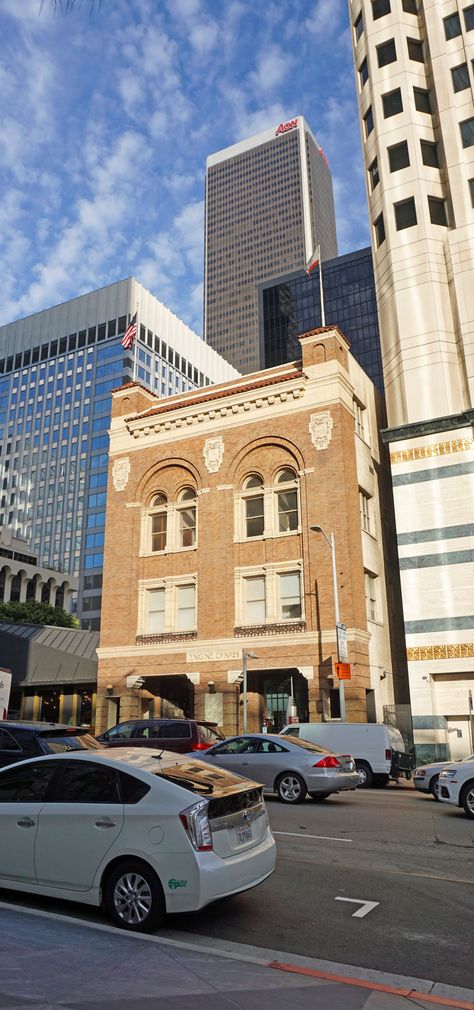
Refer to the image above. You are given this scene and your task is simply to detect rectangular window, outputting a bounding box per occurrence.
[151,513,167,552]
[460,117,474,148]
[444,12,462,39]
[177,584,196,630]
[368,158,379,190]
[465,5,474,30]
[382,87,403,118]
[407,37,424,62]
[402,0,417,11]
[179,505,196,547]
[244,576,266,624]
[394,196,417,230]
[245,495,264,537]
[147,588,165,633]
[279,572,302,621]
[388,140,410,172]
[364,106,374,137]
[277,489,298,533]
[421,140,440,167]
[354,11,363,39]
[359,58,369,87]
[377,39,397,67]
[428,197,448,226]
[359,490,373,534]
[413,87,431,113]
[469,178,474,207]
[354,399,366,439]
[372,0,390,17]
[451,63,470,92]
[365,572,377,621]
[374,212,386,248]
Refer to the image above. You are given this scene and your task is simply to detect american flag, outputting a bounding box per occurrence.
[121,312,137,350]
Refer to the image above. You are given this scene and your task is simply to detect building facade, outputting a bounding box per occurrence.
[349,0,474,759]
[204,117,338,374]
[259,247,384,391]
[0,527,76,611]
[96,327,408,736]
[0,278,238,630]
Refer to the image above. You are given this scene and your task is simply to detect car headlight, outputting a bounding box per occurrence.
[440,769,456,778]
[414,769,425,776]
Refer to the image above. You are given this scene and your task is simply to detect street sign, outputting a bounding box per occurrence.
[335,662,351,681]
[0,669,12,720]
[336,622,348,663]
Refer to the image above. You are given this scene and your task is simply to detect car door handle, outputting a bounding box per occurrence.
[17,817,36,828]
[94,818,117,828]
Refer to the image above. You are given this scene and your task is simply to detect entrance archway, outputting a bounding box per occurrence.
[147,675,195,719]
[246,667,309,732]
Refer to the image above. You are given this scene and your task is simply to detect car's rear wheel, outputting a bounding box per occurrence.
[429,774,440,801]
[460,780,474,820]
[104,860,165,932]
[276,772,307,804]
[355,761,373,788]
[310,792,330,801]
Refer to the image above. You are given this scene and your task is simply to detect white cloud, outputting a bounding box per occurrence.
[305,0,345,38]
[249,44,291,94]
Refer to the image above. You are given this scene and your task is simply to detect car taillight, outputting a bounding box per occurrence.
[179,799,213,851]
[192,742,211,750]
[385,749,392,761]
[313,756,342,768]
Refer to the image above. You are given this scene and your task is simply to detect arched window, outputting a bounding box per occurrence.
[275,468,299,533]
[243,474,264,538]
[177,487,197,548]
[150,493,167,553]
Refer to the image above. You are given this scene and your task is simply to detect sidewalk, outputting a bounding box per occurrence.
[1,901,473,1010]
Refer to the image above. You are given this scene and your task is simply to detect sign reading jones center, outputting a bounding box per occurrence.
[275,118,298,136]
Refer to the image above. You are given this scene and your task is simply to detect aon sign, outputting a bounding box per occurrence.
[275,119,298,135]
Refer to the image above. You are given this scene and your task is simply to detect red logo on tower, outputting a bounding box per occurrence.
[275,119,298,136]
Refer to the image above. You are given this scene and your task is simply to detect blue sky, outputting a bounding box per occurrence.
[0,0,369,335]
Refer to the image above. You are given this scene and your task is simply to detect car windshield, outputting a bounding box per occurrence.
[282,736,335,755]
[40,733,103,754]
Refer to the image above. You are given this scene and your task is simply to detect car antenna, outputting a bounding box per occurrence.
[152,750,164,760]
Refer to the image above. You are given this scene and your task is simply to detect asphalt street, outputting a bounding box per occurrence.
[2,784,473,990]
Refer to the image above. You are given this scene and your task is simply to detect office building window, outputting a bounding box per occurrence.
[359,58,369,87]
[278,572,302,620]
[365,572,378,622]
[374,213,386,248]
[354,11,364,38]
[372,0,391,17]
[382,87,403,118]
[407,37,424,62]
[402,0,417,11]
[369,158,380,190]
[465,5,474,30]
[413,87,431,113]
[244,576,266,624]
[359,489,374,535]
[444,12,462,39]
[428,197,448,226]
[148,588,165,633]
[451,63,470,92]
[388,140,410,172]
[421,140,440,167]
[354,398,368,441]
[364,106,374,137]
[469,178,474,207]
[237,563,304,628]
[394,197,417,230]
[177,584,196,631]
[460,117,474,148]
[377,39,397,67]
[143,579,196,635]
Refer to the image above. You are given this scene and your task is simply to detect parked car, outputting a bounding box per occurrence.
[280,722,412,787]
[413,755,474,800]
[194,732,360,803]
[0,747,276,930]
[0,721,101,768]
[97,718,225,754]
[439,756,474,819]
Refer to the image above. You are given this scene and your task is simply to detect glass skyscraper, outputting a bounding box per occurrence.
[259,247,383,391]
[0,277,238,630]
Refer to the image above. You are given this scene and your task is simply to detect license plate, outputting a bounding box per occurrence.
[236,825,252,843]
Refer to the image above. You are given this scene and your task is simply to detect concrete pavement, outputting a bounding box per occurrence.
[2,900,474,1010]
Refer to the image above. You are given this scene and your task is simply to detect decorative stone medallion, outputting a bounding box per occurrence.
[112,457,130,491]
[309,411,333,451]
[203,435,224,473]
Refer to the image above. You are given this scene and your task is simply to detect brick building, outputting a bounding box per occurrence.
[96,327,408,735]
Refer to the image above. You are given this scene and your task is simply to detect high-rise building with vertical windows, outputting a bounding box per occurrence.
[0,278,238,630]
[349,0,474,760]
[204,116,338,374]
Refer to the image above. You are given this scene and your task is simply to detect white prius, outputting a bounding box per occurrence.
[0,747,275,931]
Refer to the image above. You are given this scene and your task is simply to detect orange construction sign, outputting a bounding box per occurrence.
[335,662,351,681]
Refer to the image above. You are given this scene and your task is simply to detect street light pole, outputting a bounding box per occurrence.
[310,525,346,721]
[242,649,258,733]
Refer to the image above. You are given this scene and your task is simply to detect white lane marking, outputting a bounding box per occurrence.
[335,897,379,918]
[273,830,352,843]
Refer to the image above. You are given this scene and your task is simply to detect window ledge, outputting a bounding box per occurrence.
[136,630,197,645]
[234,621,306,636]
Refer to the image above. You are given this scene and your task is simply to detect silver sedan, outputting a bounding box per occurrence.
[194,733,360,804]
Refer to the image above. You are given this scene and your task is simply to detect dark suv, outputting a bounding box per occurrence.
[0,721,102,768]
[97,718,225,753]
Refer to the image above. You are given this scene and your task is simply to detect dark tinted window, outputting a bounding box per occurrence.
[213,737,257,754]
[372,0,390,17]
[359,58,369,86]
[0,729,21,751]
[451,63,470,92]
[395,197,417,230]
[465,5,474,30]
[428,197,448,226]
[369,158,379,190]
[469,178,474,207]
[382,88,403,118]
[107,722,137,740]
[374,213,386,247]
[407,38,424,62]
[388,141,410,172]
[414,87,431,113]
[354,11,363,38]
[402,0,417,11]
[364,106,374,137]
[377,39,397,67]
[256,740,287,753]
[119,771,150,804]
[460,117,474,148]
[54,761,120,803]
[158,722,191,739]
[444,13,462,39]
[421,141,440,167]
[0,762,57,802]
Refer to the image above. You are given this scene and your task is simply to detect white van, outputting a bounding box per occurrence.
[280,723,412,787]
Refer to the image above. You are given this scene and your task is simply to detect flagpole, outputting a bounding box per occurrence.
[318,243,326,327]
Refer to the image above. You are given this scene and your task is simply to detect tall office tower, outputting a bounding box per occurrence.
[204,116,338,373]
[0,278,238,630]
[349,0,474,760]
